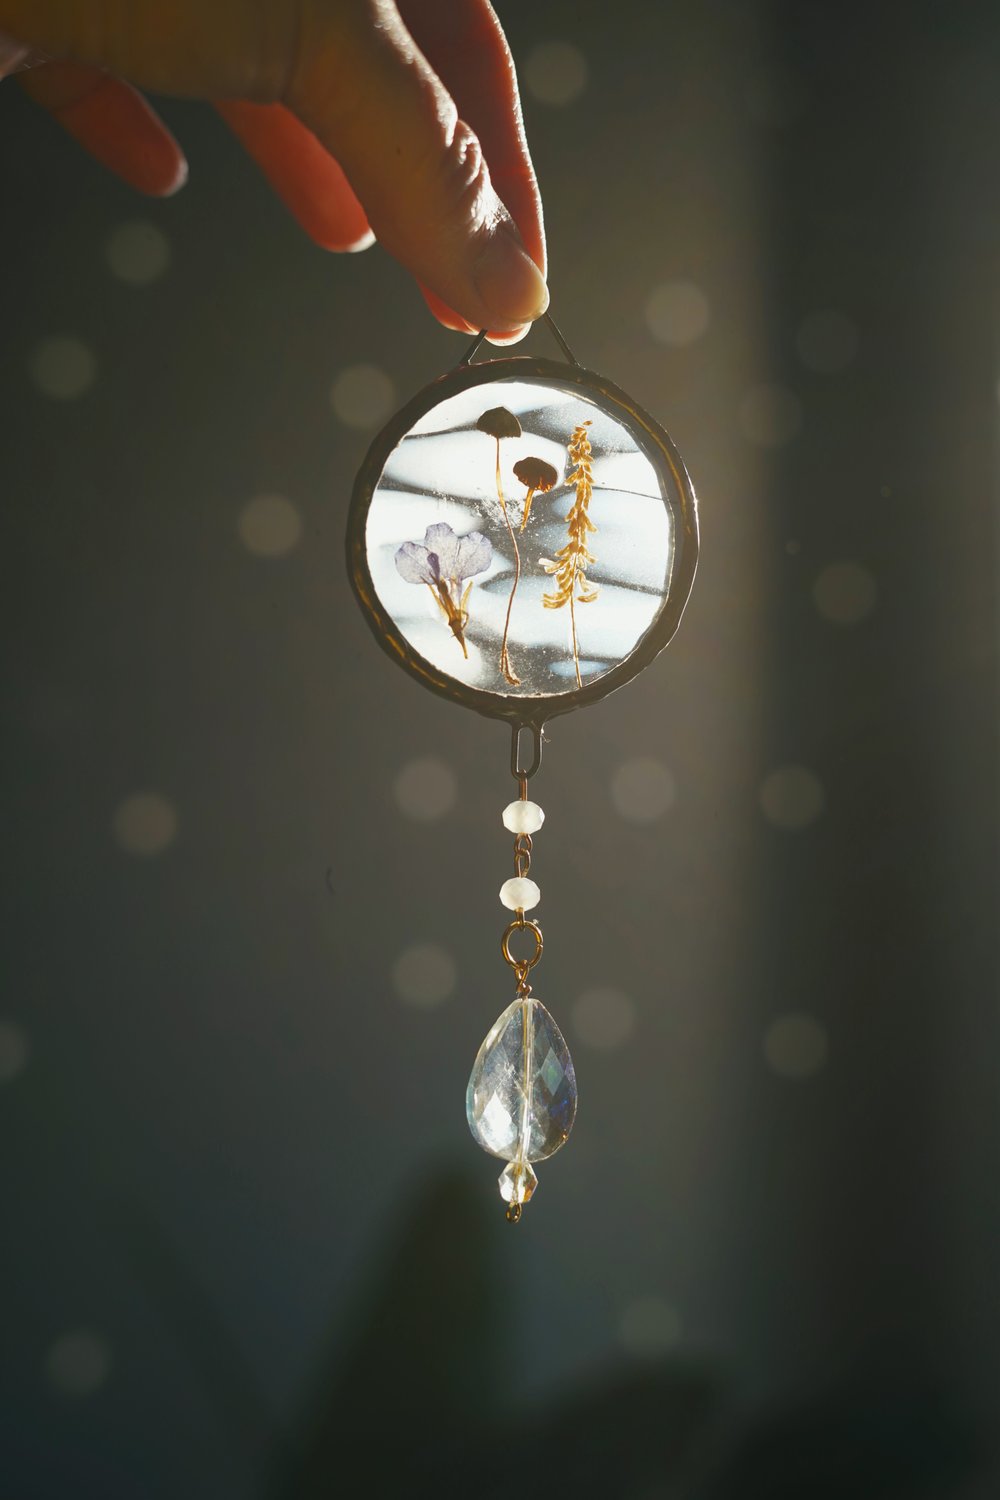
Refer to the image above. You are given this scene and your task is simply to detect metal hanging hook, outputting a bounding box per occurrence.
[510,722,543,783]
[459,311,579,368]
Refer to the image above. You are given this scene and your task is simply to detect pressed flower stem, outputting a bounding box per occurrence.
[495,437,521,687]
[519,486,538,533]
[425,581,468,658]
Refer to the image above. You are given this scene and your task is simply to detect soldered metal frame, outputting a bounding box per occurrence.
[346,321,699,738]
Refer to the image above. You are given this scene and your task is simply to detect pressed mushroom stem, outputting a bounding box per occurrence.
[519,486,538,533]
[494,436,521,687]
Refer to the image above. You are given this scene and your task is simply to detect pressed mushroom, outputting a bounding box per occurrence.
[476,406,524,442]
[395,522,493,659]
[513,455,559,532]
[476,405,524,687]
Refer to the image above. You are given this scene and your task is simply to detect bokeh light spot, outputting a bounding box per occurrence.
[739,383,802,447]
[813,561,877,624]
[795,309,859,373]
[572,987,636,1050]
[113,793,177,856]
[237,494,302,557]
[619,1297,682,1357]
[611,757,675,823]
[105,220,171,285]
[331,363,395,428]
[764,1013,829,1078]
[28,337,97,399]
[0,1020,29,1082]
[523,41,588,106]
[392,943,457,1008]
[393,757,457,821]
[644,280,710,347]
[45,1330,112,1397]
[758,765,825,830]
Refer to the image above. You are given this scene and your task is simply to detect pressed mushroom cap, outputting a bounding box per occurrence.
[513,456,559,491]
[476,405,523,440]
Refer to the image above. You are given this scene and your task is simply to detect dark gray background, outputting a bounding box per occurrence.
[1,1,997,1495]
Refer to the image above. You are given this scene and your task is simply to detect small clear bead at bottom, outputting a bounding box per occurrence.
[500,876,540,910]
[499,1160,538,1205]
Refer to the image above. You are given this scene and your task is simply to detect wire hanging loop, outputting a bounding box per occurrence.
[510,721,542,783]
[459,311,579,368]
[501,915,543,997]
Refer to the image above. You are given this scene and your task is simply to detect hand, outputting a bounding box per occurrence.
[0,0,548,342]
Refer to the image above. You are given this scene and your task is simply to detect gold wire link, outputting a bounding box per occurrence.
[500,761,542,1222]
[501,766,542,1007]
[501,915,543,997]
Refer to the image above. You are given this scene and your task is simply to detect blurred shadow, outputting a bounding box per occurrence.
[262,1167,724,1500]
[116,1165,993,1500]
[694,1384,987,1500]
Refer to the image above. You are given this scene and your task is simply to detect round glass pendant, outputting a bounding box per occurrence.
[347,325,698,728]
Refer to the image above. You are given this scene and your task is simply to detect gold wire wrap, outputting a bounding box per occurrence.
[501,915,544,997]
[501,757,544,1220]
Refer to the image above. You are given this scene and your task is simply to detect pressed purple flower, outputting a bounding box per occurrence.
[395,523,491,587]
[393,523,492,659]
[395,540,439,586]
[452,530,492,581]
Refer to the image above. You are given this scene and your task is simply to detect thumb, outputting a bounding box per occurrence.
[287,0,549,334]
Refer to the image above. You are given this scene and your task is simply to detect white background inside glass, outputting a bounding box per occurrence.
[365,377,676,698]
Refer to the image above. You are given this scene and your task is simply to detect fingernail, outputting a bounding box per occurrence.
[472,221,549,329]
[159,156,190,197]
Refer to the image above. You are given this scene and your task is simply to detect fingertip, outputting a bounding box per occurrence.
[418,280,478,335]
[344,227,376,253]
[23,68,189,198]
[471,219,549,331]
[156,152,189,197]
[485,322,531,346]
[216,103,372,253]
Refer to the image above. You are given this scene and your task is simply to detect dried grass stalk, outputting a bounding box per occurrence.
[541,421,599,687]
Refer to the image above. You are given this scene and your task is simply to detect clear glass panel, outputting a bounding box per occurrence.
[364,376,677,698]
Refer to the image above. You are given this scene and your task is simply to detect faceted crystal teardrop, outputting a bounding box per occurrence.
[466,997,577,1163]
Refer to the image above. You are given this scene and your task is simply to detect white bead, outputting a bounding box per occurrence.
[500,877,540,911]
[502,799,545,834]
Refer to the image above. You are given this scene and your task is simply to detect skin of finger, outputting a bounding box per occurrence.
[216,100,372,251]
[0,0,305,99]
[2,0,544,329]
[18,61,187,194]
[416,280,531,346]
[286,0,546,333]
[404,0,543,343]
[398,0,545,276]
[0,29,30,76]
